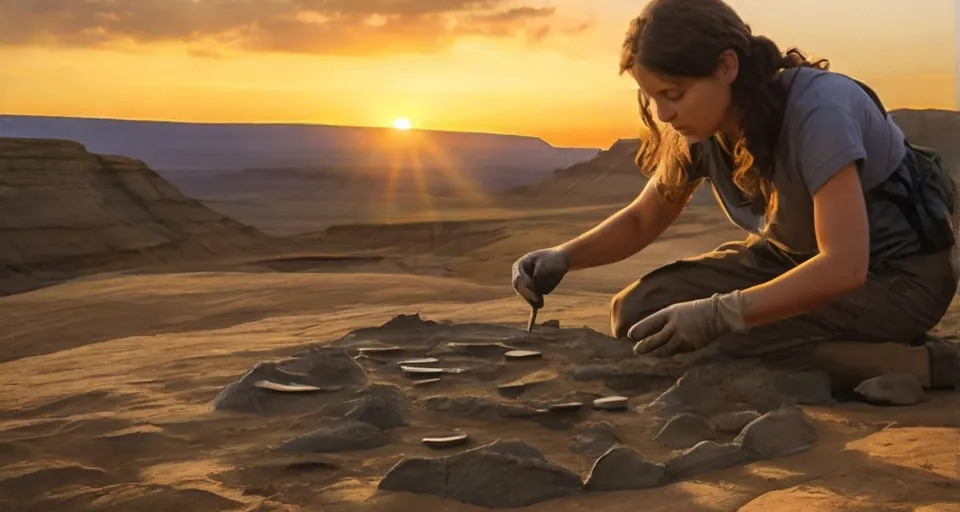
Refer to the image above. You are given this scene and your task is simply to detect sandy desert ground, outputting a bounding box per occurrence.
[3,183,960,512]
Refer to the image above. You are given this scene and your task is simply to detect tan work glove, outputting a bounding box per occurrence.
[628,290,748,357]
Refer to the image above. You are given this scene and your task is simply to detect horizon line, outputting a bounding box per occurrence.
[0,112,621,151]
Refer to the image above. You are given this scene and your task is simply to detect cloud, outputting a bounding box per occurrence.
[0,0,591,55]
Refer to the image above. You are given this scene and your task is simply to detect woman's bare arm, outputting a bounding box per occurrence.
[739,162,870,327]
[557,177,699,271]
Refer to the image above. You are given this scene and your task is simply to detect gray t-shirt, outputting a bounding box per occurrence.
[690,66,919,260]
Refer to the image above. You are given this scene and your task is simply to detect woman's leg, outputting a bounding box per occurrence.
[610,237,958,387]
[610,235,787,339]
[804,250,959,389]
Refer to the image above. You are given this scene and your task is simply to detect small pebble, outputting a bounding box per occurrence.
[505,350,542,360]
[592,396,629,411]
[400,366,444,379]
[253,380,325,393]
[854,373,925,406]
[397,358,439,366]
[422,432,469,449]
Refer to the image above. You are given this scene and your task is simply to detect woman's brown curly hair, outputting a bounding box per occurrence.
[619,0,829,214]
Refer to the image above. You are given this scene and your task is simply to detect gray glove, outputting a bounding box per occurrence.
[511,248,570,308]
[629,291,747,357]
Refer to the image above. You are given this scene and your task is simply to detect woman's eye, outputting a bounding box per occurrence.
[664,90,684,101]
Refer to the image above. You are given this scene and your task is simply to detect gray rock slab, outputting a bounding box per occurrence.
[664,441,748,479]
[654,413,716,449]
[854,373,925,406]
[584,446,666,491]
[378,439,581,508]
[279,420,389,453]
[734,405,817,459]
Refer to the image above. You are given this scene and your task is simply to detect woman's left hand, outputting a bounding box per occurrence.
[628,290,747,357]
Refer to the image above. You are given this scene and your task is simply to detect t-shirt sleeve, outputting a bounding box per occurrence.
[794,105,867,194]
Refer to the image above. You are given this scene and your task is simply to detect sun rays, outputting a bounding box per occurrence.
[378,126,492,222]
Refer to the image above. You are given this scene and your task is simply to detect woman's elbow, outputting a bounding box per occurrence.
[831,250,869,293]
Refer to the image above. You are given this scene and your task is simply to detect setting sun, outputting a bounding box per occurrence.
[392,117,412,130]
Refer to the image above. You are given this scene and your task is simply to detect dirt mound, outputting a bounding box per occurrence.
[204,313,845,509]
[0,138,286,295]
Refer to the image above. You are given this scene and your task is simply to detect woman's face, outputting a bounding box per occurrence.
[630,50,739,143]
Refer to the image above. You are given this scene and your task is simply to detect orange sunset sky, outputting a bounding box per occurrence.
[0,0,957,148]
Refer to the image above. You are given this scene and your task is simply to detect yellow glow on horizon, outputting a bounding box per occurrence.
[393,117,412,130]
[0,0,955,148]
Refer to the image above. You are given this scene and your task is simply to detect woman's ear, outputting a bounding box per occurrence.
[715,49,739,84]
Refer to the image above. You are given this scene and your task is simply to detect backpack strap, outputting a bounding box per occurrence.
[847,76,889,118]
[850,75,957,254]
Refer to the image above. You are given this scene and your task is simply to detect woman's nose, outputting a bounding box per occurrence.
[656,102,676,123]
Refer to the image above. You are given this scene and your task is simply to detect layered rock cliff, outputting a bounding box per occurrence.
[0,138,279,295]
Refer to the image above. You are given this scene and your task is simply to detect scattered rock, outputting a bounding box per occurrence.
[422,432,469,449]
[592,396,629,411]
[542,402,584,413]
[639,369,727,419]
[854,374,925,406]
[664,441,747,479]
[378,458,448,497]
[212,349,365,414]
[445,443,583,508]
[279,420,389,453]
[654,413,716,449]
[640,363,833,419]
[397,358,439,366]
[568,422,620,458]
[734,405,817,459]
[584,446,666,491]
[711,410,761,433]
[505,350,542,360]
[253,380,330,393]
[357,345,404,356]
[378,439,582,508]
[344,384,411,429]
[479,439,546,460]
[542,319,561,328]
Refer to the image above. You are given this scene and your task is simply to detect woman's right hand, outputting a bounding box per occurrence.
[511,247,571,309]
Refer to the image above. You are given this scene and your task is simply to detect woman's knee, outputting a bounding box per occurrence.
[610,283,647,339]
[609,268,687,338]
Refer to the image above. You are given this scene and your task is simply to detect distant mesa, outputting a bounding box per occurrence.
[0,115,601,194]
[889,109,960,175]
[0,137,283,296]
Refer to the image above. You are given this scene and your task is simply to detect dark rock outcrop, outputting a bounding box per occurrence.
[0,138,281,295]
[378,439,582,508]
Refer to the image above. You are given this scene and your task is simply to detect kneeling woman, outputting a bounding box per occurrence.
[511,0,959,389]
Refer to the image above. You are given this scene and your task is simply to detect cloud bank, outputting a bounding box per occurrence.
[0,0,591,55]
